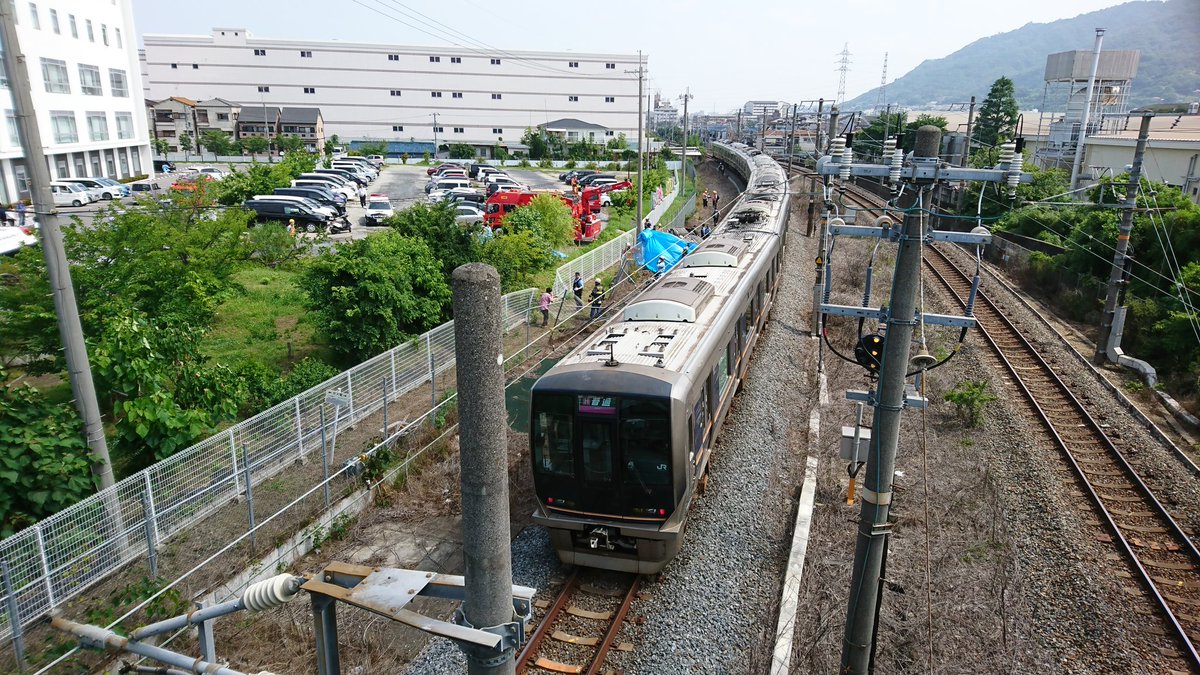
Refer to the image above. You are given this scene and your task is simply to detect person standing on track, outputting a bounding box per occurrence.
[539,287,553,327]
[589,281,604,320]
[572,271,584,308]
[702,191,709,209]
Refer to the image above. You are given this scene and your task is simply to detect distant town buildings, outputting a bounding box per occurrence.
[0,0,152,202]
[139,28,643,157]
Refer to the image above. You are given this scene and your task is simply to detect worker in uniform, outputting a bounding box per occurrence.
[589,281,604,320]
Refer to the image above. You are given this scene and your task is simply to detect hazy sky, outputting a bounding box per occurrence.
[132,0,1142,112]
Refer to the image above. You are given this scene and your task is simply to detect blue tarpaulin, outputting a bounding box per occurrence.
[637,229,696,272]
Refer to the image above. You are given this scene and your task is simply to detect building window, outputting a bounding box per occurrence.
[41,58,69,94]
[390,90,401,96]
[303,87,315,94]
[50,111,77,143]
[109,69,128,97]
[101,24,108,46]
[568,61,578,68]
[429,56,440,63]
[431,91,441,98]
[115,112,133,139]
[78,64,102,95]
[492,128,502,134]
[568,96,579,102]
[450,57,461,63]
[170,63,177,69]
[490,58,500,65]
[253,49,266,56]
[86,19,93,42]
[433,126,443,133]
[0,60,7,88]
[216,113,229,121]
[68,14,76,38]
[115,27,122,48]
[392,125,404,132]
[192,64,198,69]
[258,85,270,93]
[28,3,39,30]
[48,8,58,33]
[605,96,615,103]
[491,93,502,100]
[300,50,312,58]
[6,110,19,146]
[606,63,616,69]
[86,112,109,141]
[605,130,615,136]
[452,92,462,99]
[388,54,398,61]
[453,127,464,134]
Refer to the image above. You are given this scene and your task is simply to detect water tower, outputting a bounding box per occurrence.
[1034,49,1138,170]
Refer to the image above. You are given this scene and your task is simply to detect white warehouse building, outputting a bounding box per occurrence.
[0,0,152,203]
[141,28,645,152]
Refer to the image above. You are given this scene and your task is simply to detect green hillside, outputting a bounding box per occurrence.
[844,0,1200,110]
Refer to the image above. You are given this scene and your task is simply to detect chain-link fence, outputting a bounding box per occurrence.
[0,288,537,650]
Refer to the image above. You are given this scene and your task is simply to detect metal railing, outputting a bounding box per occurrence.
[0,288,537,649]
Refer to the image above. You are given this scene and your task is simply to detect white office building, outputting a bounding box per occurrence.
[140,28,645,153]
[0,0,152,202]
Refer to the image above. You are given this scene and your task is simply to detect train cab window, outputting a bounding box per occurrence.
[580,422,613,482]
[532,394,574,477]
[620,398,671,487]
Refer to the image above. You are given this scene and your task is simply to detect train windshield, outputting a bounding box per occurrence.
[532,393,672,519]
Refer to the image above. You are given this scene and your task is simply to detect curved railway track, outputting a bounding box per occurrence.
[792,166,1200,667]
[515,570,640,674]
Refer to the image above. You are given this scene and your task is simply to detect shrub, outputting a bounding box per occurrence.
[943,379,997,427]
[564,159,577,169]
[538,157,554,169]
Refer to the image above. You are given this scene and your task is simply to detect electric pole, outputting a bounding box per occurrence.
[432,112,440,158]
[787,104,798,173]
[736,110,742,142]
[815,127,1029,673]
[760,111,767,152]
[1070,28,1106,192]
[0,5,115,490]
[626,52,646,226]
[1095,112,1152,364]
[679,87,692,166]
[815,98,824,159]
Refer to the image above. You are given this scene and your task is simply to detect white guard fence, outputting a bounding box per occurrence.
[0,288,537,646]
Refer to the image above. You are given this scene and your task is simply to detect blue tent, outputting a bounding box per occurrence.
[637,229,696,273]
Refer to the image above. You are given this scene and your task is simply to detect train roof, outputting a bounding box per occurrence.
[551,143,788,381]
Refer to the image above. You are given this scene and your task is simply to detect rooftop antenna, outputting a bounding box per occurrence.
[836,43,852,105]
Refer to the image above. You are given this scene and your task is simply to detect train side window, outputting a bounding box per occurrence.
[716,348,730,395]
[692,395,707,456]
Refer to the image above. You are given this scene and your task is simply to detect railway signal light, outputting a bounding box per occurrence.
[854,334,884,373]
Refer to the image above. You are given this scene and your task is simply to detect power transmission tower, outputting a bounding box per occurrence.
[874,52,888,112]
[816,127,1030,674]
[836,43,852,105]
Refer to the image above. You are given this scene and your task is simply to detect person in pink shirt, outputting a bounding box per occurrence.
[539,287,554,327]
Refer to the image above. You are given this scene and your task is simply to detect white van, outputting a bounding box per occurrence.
[292,179,356,201]
[252,195,338,220]
[432,177,470,192]
[50,182,95,207]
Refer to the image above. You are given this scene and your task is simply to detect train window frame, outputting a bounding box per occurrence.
[717,347,730,396]
[691,393,708,457]
[619,398,672,488]
[580,420,614,483]
[531,393,575,478]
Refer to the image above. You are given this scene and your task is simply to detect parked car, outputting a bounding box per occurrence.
[191,166,228,180]
[454,204,484,225]
[426,177,470,194]
[468,163,496,179]
[61,177,127,200]
[242,198,348,233]
[448,192,488,208]
[49,181,95,206]
[559,169,598,183]
[428,186,480,203]
[94,177,133,198]
[427,162,465,176]
[314,168,368,187]
[0,226,37,255]
[485,178,527,195]
[367,154,385,167]
[252,195,339,221]
[273,186,346,214]
[130,180,165,199]
[331,161,377,181]
[153,160,174,173]
[363,195,394,225]
[577,173,616,188]
[292,178,356,201]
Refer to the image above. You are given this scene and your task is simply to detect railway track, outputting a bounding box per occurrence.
[793,164,1200,667]
[515,569,640,674]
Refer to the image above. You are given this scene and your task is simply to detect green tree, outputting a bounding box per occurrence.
[199,130,234,160]
[152,138,171,158]
[356,140,389,157]
[386,201,481,280]
[247,222,312,268]
[0,249,58,372]
[299,231,451,361]
[521,127,549,160]
[492,144,510,161]
[503,193,576,248]
[448,143,475,159]
[241,136,270,156]
[854,112,907,159]
[179,131,194,159]
[479,230,555,292]
[277,134,306,154]
[323,134,341,158]
[974,76,1019,150]
[0,370,95,536]
[607,132,628,151]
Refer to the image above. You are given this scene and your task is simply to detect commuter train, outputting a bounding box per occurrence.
[528,142,790,573]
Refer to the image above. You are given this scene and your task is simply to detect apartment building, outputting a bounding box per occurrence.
[141,28,644,153]
[0,0,152,202]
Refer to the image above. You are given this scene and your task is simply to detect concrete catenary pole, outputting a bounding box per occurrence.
[826,105,840,155]
[815,98,824,159]
[631,51,645,227]
[840,125,943,675]
[1094,112,1152,364]
[1069,28,1106,192]
[0,5,115,490]
[961,96,977,167]
[787,104,797,173]
[452,263,515,675]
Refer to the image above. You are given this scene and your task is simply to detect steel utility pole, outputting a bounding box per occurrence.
[1070,28,1106,192]
[840,126,941,673]
[787,104,798,173]
[0,5,114,490]
[1094,112,1152,364]
[626,52,646,226]
[452,263,516,675]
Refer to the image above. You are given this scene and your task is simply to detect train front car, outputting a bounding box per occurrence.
[530,142,789,574]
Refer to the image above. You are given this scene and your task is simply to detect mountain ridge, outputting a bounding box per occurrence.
[844,0,1200,111]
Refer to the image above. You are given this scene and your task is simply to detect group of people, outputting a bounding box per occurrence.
[0,201,29,227]
[701,190,721,212]
[538,271,606,327]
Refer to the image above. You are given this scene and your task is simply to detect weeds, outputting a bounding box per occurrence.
[944,379,997,427]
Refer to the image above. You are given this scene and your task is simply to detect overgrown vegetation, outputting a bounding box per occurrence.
[944,379,998,427]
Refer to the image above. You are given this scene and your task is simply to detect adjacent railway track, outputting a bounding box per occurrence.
[515,569,640,674]
[797,164,1200,667]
